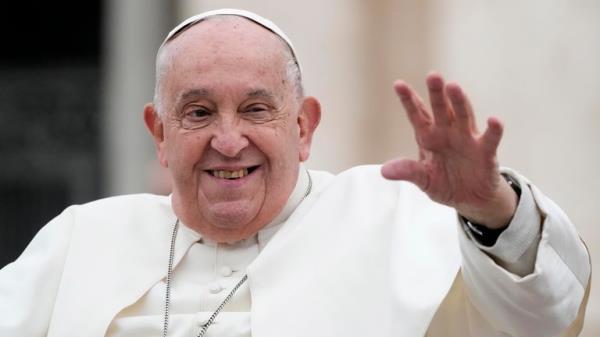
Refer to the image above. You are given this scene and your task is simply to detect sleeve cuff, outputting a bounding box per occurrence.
[459,169,542,275]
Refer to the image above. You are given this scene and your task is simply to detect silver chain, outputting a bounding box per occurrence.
[196,274,248,337]
[163,170,312,337]
[163,219,179,337]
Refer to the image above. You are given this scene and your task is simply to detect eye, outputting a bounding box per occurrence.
[240,103,276,124]
[188,107,211,118]
[243,104,269,114]
[180,105,213,129]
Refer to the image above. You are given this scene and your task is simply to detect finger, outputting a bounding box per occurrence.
[394,80,432,131]
[446,82,478,133]
[381,158,430,190]
[426,72,454,126]
[481,117,504,155]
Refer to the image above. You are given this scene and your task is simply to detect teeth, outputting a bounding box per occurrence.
[211,168,249,179]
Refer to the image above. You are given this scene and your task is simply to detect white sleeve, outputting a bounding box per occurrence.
[458,170,591,337]
[461,169,542,277]
[0,206,75,337]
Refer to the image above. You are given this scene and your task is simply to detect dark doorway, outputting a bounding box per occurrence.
[0,1,103,267]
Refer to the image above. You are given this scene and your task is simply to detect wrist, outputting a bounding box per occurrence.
[459,173,521,230]
[461,173,522,245]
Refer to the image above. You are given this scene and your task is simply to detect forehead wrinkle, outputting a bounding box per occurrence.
[157,17,299,109]
[167,17,290,68]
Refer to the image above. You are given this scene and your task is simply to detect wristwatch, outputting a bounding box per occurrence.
[462,172,522,247]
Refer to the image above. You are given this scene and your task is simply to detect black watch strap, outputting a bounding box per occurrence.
[462,173,522,247]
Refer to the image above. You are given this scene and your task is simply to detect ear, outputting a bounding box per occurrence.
[143,103,169,167]
[298,96,321,162]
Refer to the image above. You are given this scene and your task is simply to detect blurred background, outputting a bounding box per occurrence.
[0,0,598,334]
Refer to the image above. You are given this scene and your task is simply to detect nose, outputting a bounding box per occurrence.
[210,118,249,158]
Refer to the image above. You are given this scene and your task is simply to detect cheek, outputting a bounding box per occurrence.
[256,125,300,162]
[165,132,209,173]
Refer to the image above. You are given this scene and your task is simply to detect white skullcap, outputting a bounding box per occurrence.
[161,8,300,73]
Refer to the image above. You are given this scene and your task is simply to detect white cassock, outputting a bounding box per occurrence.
[0,165,590,337]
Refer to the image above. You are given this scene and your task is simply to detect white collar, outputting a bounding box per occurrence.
[257,166,310,249]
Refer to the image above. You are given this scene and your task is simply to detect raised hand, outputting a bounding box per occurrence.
[381,72,518,229]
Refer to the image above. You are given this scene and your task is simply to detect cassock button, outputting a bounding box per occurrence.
[209,283,223,294]
[220,266,233,277]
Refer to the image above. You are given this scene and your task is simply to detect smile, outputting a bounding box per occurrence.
[208,166,259,180]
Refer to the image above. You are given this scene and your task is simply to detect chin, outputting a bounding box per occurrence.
[208,201,256,226]
[203,210,263,243]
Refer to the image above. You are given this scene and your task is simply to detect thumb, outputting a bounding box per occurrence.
[381,158,429,190]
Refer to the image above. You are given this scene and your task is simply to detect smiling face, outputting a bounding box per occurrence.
[144,16,320,243]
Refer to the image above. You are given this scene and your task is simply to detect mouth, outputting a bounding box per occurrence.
[207,165,260,180]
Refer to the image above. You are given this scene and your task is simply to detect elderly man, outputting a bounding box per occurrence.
[0,8,590,337]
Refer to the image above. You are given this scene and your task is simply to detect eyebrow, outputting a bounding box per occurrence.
[178,88,211,103]
[177,88,278,103]
[247,89,277,101]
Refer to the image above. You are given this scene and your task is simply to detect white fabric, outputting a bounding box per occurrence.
[107,236,255,337]
[106,168,311,337]
[0,165,590,337]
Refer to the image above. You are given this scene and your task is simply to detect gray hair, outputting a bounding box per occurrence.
[153,11,304,116]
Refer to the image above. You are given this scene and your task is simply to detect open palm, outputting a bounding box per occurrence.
[381,73,517,229]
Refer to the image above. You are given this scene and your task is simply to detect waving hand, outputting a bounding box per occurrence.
[381,73,518,229]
